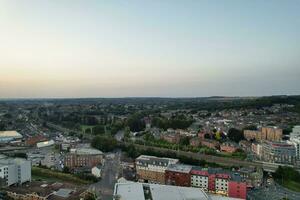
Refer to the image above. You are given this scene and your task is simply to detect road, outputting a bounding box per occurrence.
[114,130,124,142]
[89,151,121,200]
[248,183,300,200]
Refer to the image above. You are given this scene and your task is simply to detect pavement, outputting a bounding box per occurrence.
[89,151,121,200]
[247,182,300,200]
[114,130,124,142]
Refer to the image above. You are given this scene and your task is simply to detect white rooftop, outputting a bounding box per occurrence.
[210,194,243,200]
[0,131,22,138]
[71,147,103,155]
[113,182,210,200]
[114,182,145,200]
[150,184,209,200]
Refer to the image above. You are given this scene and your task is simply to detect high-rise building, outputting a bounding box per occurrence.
[244,127,282,142]
[243,130,262,141]
[0,158,31,186]
[261,127,282,141]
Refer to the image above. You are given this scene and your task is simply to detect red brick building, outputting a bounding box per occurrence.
[198,132,206,139]
[190,167,247,199]
[189,137,200,147]
[64,148,104,170]
[165,164,192,187]
[220,142,238,153]
[25,135,47,146]
[162,133,180,144]
[228,179,247,199]
[200,139,220,149]
[208,174,216,191]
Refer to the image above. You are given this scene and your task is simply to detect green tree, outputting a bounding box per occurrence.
[63,166,70,173]
[85,128,92,134]
[143,132,155,141]
[179,137,190,146]
[93,125,105,135]
[91,136,117,152]
[243,125,257,131]
[227,128,244,143]
[124,126,131,139]
[126,113,145,132]
[126,144,139,158]
[0,122,5,131]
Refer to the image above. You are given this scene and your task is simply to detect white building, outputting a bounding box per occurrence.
[215,177,229,195]
[191,174,208,191]
[136,155,179,173]
[290,126,300,139]
[288,137,300,160]
[91,165,102,178]
[0,158,31,186]
[113,182,210,200]
[37,140,55,148]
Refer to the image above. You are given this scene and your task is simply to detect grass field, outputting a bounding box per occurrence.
[32,167,90,185]
[281,180,300,192]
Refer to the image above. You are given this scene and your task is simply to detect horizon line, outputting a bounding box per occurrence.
[0,94,298,101]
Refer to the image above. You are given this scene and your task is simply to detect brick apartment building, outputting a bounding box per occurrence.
[243,130,262,141]
[190,167,247,199]
[228,175,247,199]
[190,137,200,147]
[165,164,192,187]
[200,139,220,149]
[64,148,104,170]
[162,133,180,144]
[244,126,282,142]
[135,155,179,184]
[261,127,282,141]
[220,142,238,153]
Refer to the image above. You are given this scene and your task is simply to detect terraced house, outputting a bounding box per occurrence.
[136,155,178,184]
[190,167,247,199]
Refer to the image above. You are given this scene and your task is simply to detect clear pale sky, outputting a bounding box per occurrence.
[0,0,300,98]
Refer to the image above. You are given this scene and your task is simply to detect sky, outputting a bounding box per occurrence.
[0,0,300,98]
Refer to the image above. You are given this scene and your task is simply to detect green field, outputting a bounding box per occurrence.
[32,167,90,185]
[281,180,300,192]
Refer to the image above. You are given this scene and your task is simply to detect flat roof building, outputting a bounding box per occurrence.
[0,131,22,142]
[0,158,31,186]
[113,182,210,200]
[261,141,296,165]
[64,147,104,170]
[165,164,193,187]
